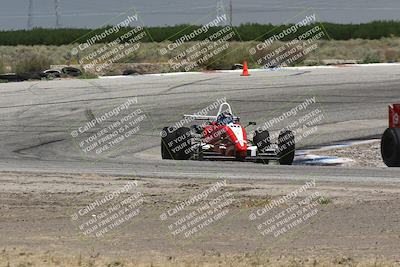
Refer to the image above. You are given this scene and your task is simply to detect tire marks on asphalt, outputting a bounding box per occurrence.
[13,139,66,154]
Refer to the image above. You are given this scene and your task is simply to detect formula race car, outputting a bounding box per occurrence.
[161,102,295,165]
[381,104,400,167]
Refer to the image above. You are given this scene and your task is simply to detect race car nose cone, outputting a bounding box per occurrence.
[235,140,247,151]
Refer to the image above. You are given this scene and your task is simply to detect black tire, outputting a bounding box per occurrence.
[235,154,246,162]
[196,145,204,161]
[123,69,139,76]
[191,124,203,134]
[253,130,271,153]
[174,127,192,160]
[381,128,400,167]
[62,67,82,77]
[161,127,175,160]
[278,130,295,165]
[0,74,28,82]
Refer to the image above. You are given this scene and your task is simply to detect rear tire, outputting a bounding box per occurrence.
[253,130,271,153]
[161,127,175,159]
[381,128,400,167]
[174,127,193,160]
[278,130,295,165]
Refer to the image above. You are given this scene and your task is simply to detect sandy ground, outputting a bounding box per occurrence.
[1,67,400,266]
[1,171,399,266]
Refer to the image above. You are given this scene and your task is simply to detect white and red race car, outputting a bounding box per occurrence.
[381,104,400,167]
[161,102,295,165]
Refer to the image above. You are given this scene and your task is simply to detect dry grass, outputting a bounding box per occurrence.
[14,53,53,74]
[0,60,4,74]
[1,248,399,267]
[0,38,400,75]
[306,38,400,64]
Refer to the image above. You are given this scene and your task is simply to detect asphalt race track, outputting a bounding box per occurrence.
[1,65,399,181]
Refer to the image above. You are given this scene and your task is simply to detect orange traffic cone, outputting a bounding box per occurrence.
[241,60,250,76]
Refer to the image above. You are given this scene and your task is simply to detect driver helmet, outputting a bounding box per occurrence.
[217,112,234,125]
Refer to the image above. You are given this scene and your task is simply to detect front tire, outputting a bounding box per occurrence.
[278,130,295,165]
[381,128,400,167]
[253,130,271,153]
[161,127,175,159]
[161,127,193,160]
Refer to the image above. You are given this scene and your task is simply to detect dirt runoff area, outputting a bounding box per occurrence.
[310,140,387,168]
[0,171,399,267]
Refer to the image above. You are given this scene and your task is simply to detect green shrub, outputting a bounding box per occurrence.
[77,72,98,79]
[13,53,53,74]
[0,60,4,74]
[318,196,332,205]
[362,52,381,64]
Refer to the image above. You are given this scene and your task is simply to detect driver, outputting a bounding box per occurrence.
[217,112,234,125]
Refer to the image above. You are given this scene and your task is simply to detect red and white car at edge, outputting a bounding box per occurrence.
[161,102,295,165]
[381,104,400,167]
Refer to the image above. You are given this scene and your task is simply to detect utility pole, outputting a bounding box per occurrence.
[27,0,33,29]
[54,0,61,28]
[216,0,227,26]
[229,0,233,26]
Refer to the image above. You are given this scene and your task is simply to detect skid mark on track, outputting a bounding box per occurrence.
[289,71,312,76]
[84,80,111,93]
[163,77,217,93]
[15,82,40,118]
[13,139,65,154]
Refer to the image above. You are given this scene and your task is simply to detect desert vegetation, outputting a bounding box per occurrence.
[0,38,399,76]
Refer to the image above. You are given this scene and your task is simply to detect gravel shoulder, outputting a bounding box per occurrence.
[1,171,399,266]
[311,140,386,167]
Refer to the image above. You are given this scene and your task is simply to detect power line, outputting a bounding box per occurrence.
[26,0,62,29]
[229,0,233,26]
[216,0,227,26]
[54,0,62,28]
[27,0,33,29]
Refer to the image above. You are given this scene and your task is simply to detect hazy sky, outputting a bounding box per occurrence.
[1,0,400,30]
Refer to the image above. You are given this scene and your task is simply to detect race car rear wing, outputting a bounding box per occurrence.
[183,115,218,121]
[183,114,240,122]
[183,102,240,122]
